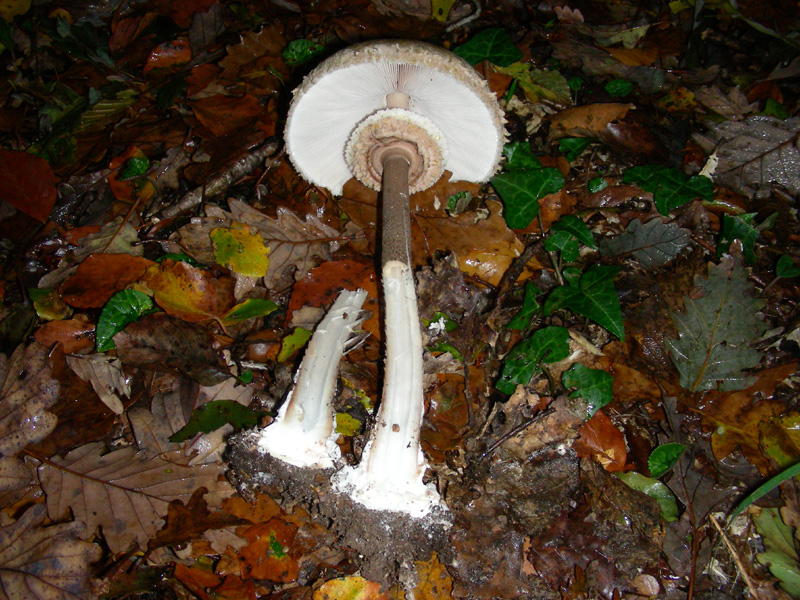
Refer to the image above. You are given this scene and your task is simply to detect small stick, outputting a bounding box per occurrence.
[709,514,760,599]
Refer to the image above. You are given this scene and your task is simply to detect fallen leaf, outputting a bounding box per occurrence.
[0,504,101,600]
[574,410,629,472]
[142,259,236,323]
[65,354,130,414]
[59,253,155,308]
[238,519,299,582]
[312,576,390,600]
[0,149,57,222]
[414,552,454,600]
[190,94,268,137]
[38,441,233,553]
[33,317,96,354]
[549,103,634,139]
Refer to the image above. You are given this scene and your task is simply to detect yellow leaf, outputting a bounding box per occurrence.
[0,0,30,21]
[413,553,453,600]
[211,224,270,277]
[313,576,390,600]
[431,0,456,22]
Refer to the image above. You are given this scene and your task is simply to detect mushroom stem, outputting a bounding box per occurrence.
[381,153,412,266]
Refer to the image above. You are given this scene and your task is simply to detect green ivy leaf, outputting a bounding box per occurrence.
[453,28,522,67]
[648,443,686,478]
[170,400,267,443]
[617,472,679,522]
[551,214,596,249]
[96,289,154,352]
[544,265,624,340]
[282,39,326,66]
[623,165,714,215]
[221,298,279,326]
[497,326,570,394]
[507,281,541,330]
[545,229,580,262]
[492,169,564,229]
[717,213,758,264]
[588,177,608,194]
[502,142,543,171]
[605,78,634,97]
[561,363,613,417]
[777,255,800,278]
[559,137,595,162]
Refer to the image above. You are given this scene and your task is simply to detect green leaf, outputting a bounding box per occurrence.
[717,213,758,264]
[158,252,200,266]
[763,98,790,120]
[492,169,564,229]
[730,461,800,523]
[500,63,571,103]
[777,255,800,278]
[559,137,595,162]
[453,28,522,67]
[425,311,458,332]
[666,258,767,392]
[754,507,800,597]
[567,77,584,91]
[211,226,270,277]
[617,472,680,522]
[561,363,613,417]
[605,78,634,97]
[119,155,149,180]
[544,265,625,340]
[282,39,326,66]
[96,289,154,352]
[335,412,362,436]
[502,142,542,171]
[599,218,690,269]
[221,298,279,326]
[507,281,541,330]
[428,341,462,361]
[588,177,608,194]
[278,327,312,362]
[551,214,596,249]
[623,165,714,215]
[446,190,472,215]
[545,230,580,262]
[169,400,267,443]
[648,443,686,478]
[497,326,570,394]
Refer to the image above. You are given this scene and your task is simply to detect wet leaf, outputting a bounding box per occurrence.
[545,229,579,262]
[335,413,362,436]
[0,504,101,600]
[623,164,714,215]
[717,213,758,264]
[507,281,541,330]
[96,288,154,352]
[599,218,690,268]
[238,519,298,582]
[574,409,628,472]
[559,137,595,161]
[33,318,95,354]
[38,441,233,553]
[492,169,564,229]
[561,363,613,417]
[59,253,155,309]
[413,553,453,600]
[497,325,570,394]
[666,257,766,392]
[312,576,390,600]
[617,472,679,521]
[500,63,571,103]
[754,507,800,597]
[502,141,542,171]
[453,28,522,67]
[777,255,800,278]
[0,149,57,222]
[648,443,686,478]
[544,265,625,340]
[211,225,270,278]
[141,259,236,323]
[66,354,130,414]
[282,39,326,65]
[278,327,312,362]
[549,103,633,138]
[170,401,267,442]
[551,214,596,249]
[605,78,633,97]
[221,298,279,326]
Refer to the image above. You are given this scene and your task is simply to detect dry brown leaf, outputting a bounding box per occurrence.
[59,253,155,308]
[38,441,233,553]
[0,504,100,600]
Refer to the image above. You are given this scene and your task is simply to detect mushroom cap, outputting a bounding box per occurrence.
[285,40,507,195]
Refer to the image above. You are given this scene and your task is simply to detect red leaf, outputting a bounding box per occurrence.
[574,410,629,472]
[0,149,57,222]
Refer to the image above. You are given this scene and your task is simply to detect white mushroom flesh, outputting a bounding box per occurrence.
[258,289,368,469]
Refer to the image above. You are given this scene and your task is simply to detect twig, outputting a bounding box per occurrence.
[479,408,553,461]
[710,514,761,599]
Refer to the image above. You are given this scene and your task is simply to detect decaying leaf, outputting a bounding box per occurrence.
[666,256,767,392]
[0,504,101,600]
[312,576,390,600]
[0,344,59,461]
[694,115,800,199]
[38,441,233,553]
[66,354,130,414]
[599,218,690,268]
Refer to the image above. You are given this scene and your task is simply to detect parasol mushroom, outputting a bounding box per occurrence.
[281,40,506,516]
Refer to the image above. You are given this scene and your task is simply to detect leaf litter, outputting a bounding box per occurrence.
[1,1,800,599]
